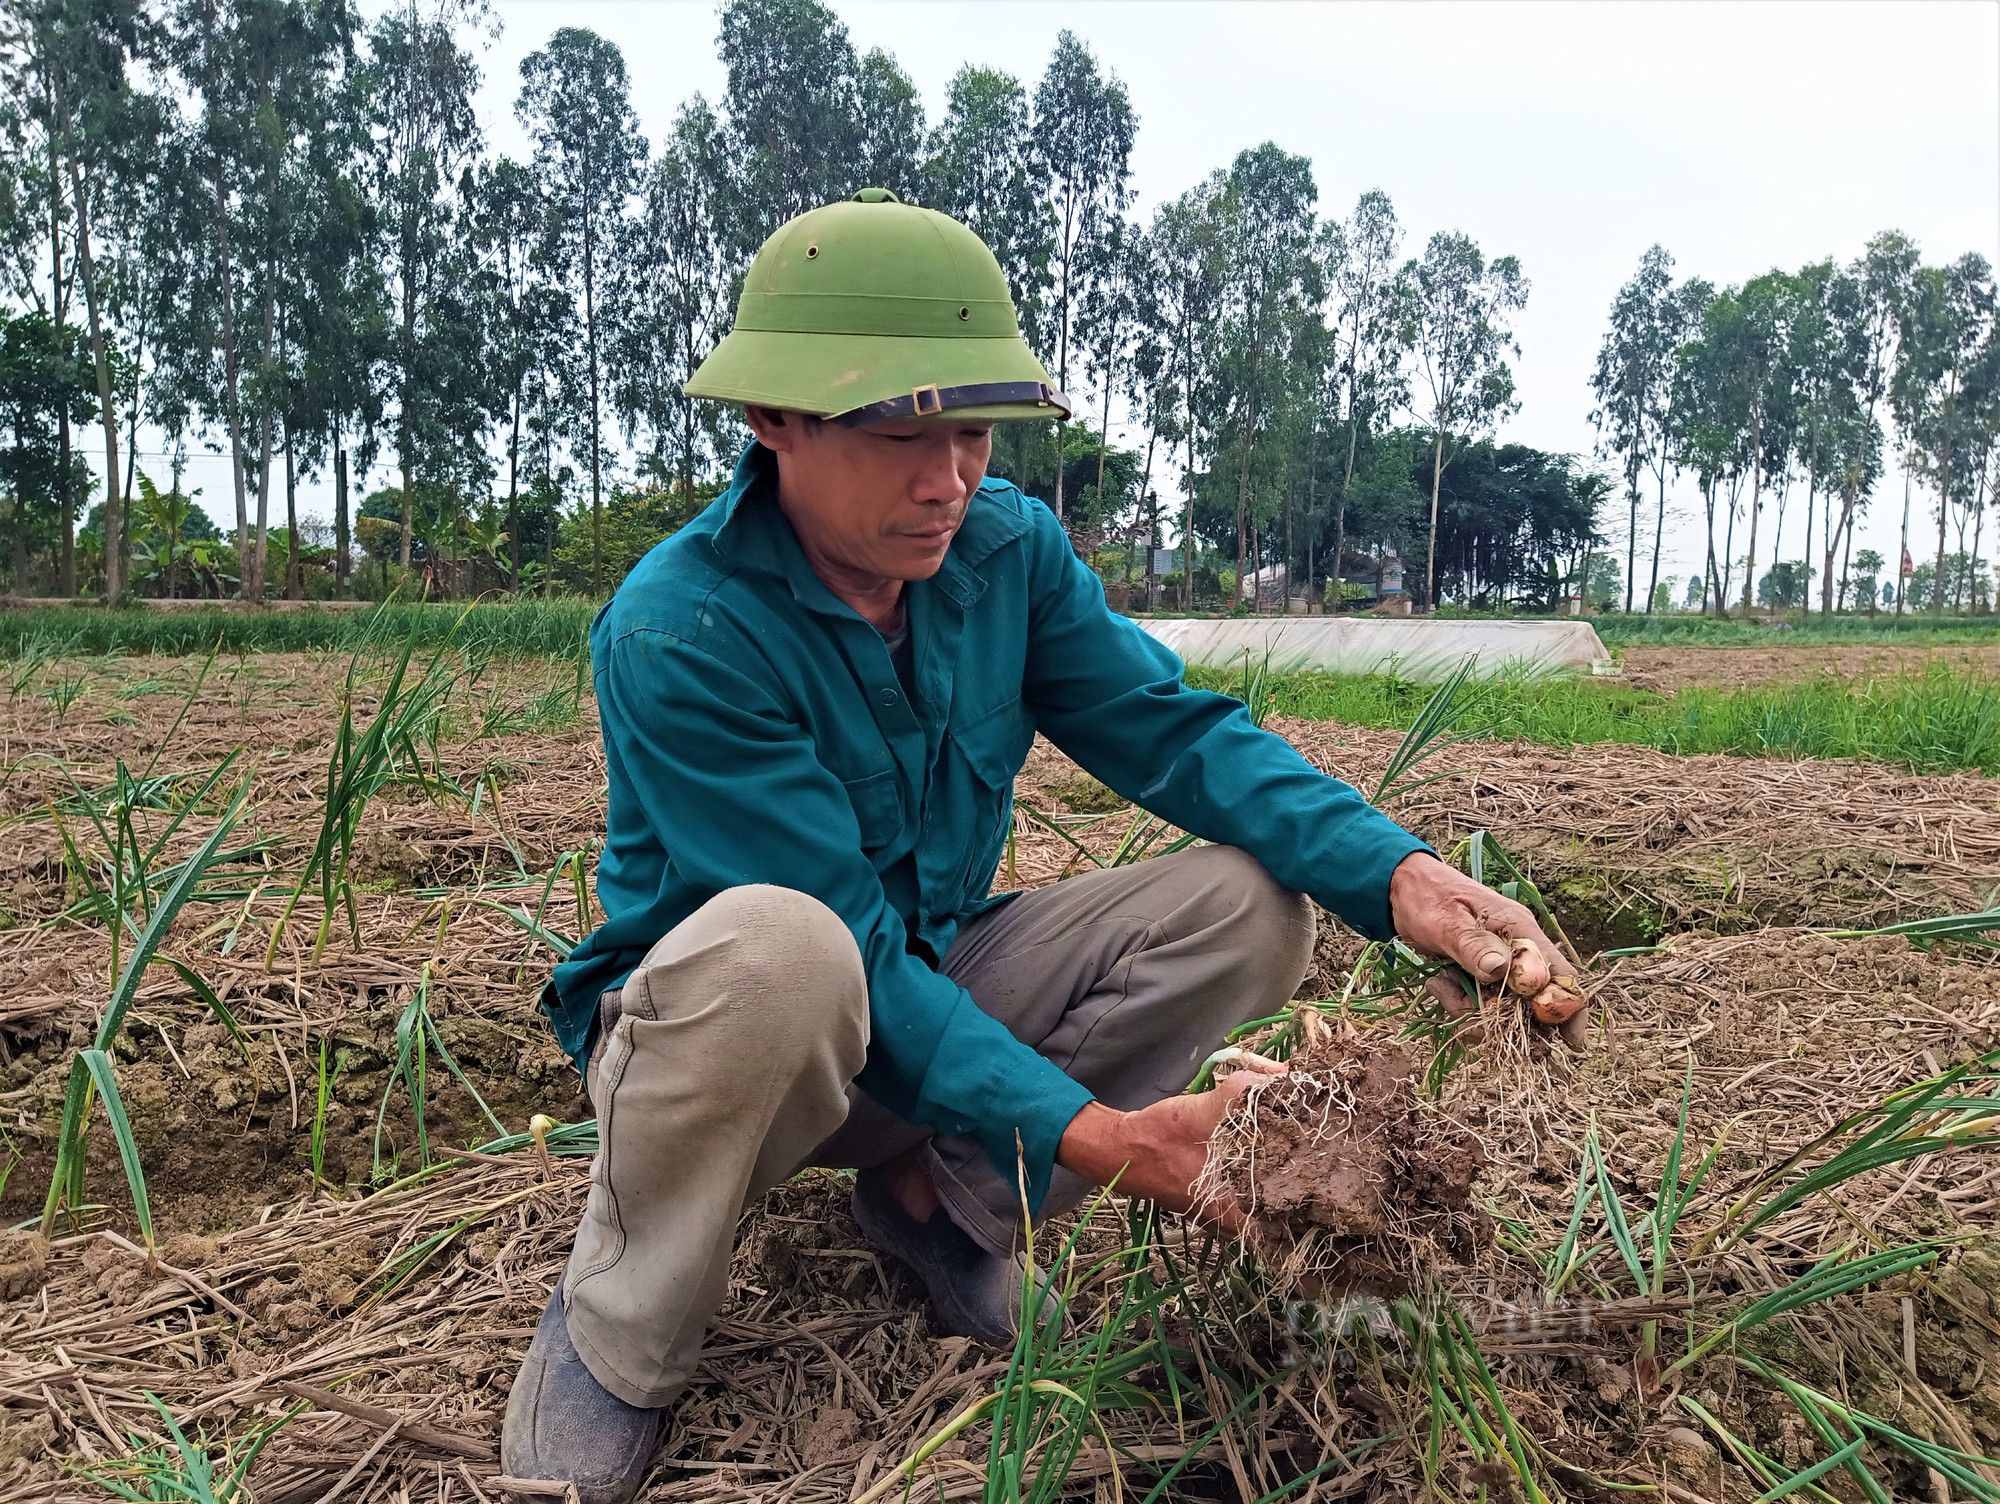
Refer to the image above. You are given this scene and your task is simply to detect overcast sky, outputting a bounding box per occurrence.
[163,0,2000,599]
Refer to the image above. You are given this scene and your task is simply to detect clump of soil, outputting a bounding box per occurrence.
[0,1232,49,1300]
[1204,1011,1490,1296]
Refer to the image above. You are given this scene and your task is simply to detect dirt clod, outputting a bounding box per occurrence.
[79,1240,150,1306]
[160,1232,218,1269]
[0,1232,49,1300]
[1203,1012,1489,1296]
[798,1405,865,1467]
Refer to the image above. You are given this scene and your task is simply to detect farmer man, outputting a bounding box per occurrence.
[503,188,1585,1501]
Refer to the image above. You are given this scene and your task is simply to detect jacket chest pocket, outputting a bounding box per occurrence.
[945,697,1035,892]
[840,767,905,853]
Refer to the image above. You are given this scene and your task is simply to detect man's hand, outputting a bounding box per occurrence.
[1388,851,1590,1050]
[1055,1056,1284,1234]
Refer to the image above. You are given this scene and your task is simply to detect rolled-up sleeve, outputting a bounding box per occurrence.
[1017,507,1431,939]
[601,628,1093,1208]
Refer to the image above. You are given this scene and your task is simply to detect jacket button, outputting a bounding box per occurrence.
[878,687,899,707]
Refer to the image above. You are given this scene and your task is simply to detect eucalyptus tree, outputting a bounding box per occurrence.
[4,0,155,595]
[19,0,163,599]
[1654,275,1711,605]
[1670,305,1737,611]
[1321,190,1410,595]
[1776,262,1840,602]
[0,310,97,588]
[1139,174,1230,606]
[235,0,364,601]
[158,0,253,593]
[924,66,1051,347]
[1118,228,1176,606]
[1590,245,1679,611]
[467,154,556,581]
[0,78,42,311]
[1712,273,1788,611]
[289,68,382,598]
[360,0,482,576]
[1210,143,1318,605]
[518,26,645,597]
[1032,30,1134,521]
[1892,252,1997,615]
[1818,232,1916,614]
[1404,230,1528,610]
[850,48,926,203]
[714,0,867,258]
[610,98,734,505]
[1079,217,1140,530]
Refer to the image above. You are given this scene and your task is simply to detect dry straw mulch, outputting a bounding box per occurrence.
[0,928,1994,1502]
[2,651,1999,1499]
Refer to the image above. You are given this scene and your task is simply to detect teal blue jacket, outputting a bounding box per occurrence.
[544,442,1430,1208]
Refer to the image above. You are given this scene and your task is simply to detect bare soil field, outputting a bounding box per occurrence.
[1616,640,2000,693]
[0,650,1996,1502]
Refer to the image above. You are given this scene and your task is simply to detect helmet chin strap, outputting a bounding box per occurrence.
[830,381,1073,428]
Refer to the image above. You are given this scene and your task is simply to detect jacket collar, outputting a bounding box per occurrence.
[707,442,1030,615]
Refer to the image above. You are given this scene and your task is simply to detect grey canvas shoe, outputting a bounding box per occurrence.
[851,1171,1063,1348]
[500,1285,668,1504]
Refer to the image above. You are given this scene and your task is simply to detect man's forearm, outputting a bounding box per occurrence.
[1052,1074,1275,1229]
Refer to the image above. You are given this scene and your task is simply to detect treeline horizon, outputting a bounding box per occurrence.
[1592,240,1999,621]
[3,0,1994,616]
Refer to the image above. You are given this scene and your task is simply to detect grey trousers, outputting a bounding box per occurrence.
[562,844,1315,1407]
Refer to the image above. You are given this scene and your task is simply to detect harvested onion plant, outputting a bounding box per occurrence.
[1196,1010,1490,1300]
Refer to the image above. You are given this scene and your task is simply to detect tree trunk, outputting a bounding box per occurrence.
[10,432,29,589]
[1302,422,1317,613]
[71,179,121,604]
[1051,186,1078,524]
[584,199,604,596]
[334,435,350,592]
[1623,480,1637,612]
[1330,388,1365,618]
[1646,463,1667,614]
[1250,509,1263,613]
[250,253,276,604]
[47,101,75,597]
[1425,428,1446,613]
[1182,421,1196,611]
[1701,476,1720,615]
[398,245,415,572]
[1739,437,1764,612]
[1796,470,1818,614]
[1233,430,1251,610]
[1896,463,1911,616]
[1842,512,1857,613]
[283,421,300,600]
[1969,466,1985,613]
[121,312,144,510]
[680,327,697,503]
[1721,474,1741,611]
[507,386,522,589]
[1284,483,1294,615]
[211,170,250,596]
[1824,481,1857,617]
[1933,442,1954,617]
[1932,370,1959,616]
[1094,348,1115,521]
[1136,420,1158,610]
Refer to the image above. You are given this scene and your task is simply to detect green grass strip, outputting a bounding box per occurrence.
[0,598,599,660]
[1189,663,2000,776]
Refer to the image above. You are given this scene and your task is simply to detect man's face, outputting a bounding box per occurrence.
[749,410,995,583]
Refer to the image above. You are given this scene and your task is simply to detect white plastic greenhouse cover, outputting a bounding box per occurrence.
[1137,618,1614,683]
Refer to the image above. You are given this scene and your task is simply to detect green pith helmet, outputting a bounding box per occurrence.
[684,188,1072,426]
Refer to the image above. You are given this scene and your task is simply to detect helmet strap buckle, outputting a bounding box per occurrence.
[911,384,943,417]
